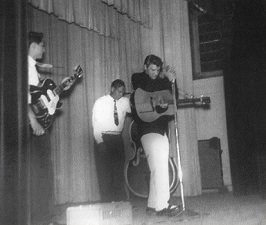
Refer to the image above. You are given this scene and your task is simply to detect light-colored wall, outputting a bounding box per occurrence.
[193,76,232,191]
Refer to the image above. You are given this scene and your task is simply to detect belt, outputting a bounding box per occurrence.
[102,131,122,135]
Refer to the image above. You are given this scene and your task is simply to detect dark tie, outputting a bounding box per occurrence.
[114,100,119,126]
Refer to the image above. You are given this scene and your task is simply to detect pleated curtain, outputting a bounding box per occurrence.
[27,0,202,206]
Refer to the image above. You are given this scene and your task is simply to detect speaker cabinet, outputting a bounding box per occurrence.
[198,137,224,189]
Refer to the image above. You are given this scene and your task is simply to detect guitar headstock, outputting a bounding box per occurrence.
[60,65,83,91]
[74,65,83,78]
[200,96,211,105]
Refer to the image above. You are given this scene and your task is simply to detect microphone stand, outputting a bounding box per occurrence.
[171,81,200,218]
[171,81,185,210]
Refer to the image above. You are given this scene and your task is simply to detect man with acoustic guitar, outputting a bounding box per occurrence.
[131,54,180,217]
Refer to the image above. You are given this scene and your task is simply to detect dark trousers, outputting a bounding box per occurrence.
[94,134,127,202]
[29,133,53,223]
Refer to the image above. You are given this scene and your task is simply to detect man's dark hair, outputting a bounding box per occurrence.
[111,79,125,89]
[144,54,163,69]
[28,31,44,46]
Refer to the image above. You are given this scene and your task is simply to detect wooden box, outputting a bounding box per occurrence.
[66,201,132,225]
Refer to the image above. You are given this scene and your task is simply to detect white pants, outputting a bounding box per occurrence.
[141,133,170,211]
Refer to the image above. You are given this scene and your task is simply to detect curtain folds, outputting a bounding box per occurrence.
[27,3,145,205]
[27,0,201,206]
[0,1,29,224]
[28,0,151,38]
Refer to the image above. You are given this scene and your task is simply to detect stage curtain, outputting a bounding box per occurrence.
[161,0,202,196]
[27,4,143,205]
[0,1,29,224]
[28,0,150,37]
[101,0,151,27]
[27,0,202,207]
[140,0,202,196]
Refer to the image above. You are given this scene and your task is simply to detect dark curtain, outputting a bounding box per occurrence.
[224,0,266,196]
[0,0,29,225]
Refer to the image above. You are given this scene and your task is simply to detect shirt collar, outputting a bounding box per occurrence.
[108,94,115,100]
[108,94,121,102]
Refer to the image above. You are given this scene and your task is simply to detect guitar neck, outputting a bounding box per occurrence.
[165,98,206,105]
[53,65,82,96]
[53,75,76,96]
[177,98,201,105]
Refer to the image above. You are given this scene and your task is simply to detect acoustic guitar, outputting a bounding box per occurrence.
[133,88,210,122]
[30,65,83,129]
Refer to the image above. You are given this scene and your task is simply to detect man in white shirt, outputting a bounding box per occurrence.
[28,31,54,223]
[28,32,46,136]
[92,79,131,202]
[28,32,75,223]
[28,32,74,136]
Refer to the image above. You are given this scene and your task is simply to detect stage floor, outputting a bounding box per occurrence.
[42,192,266,225]
[130,192,266,225]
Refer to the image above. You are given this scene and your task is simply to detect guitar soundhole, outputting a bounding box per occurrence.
[155,105,168,114]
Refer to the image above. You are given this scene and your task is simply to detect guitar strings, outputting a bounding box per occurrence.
[178,88,195,99]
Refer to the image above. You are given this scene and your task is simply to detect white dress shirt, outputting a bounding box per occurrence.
[28,55,40,103]
[92,94,131,144]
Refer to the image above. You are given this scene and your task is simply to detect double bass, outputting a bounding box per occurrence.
[123,117,179,198]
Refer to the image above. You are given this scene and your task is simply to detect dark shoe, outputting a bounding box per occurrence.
[156,204,181,217]
[146,207,156,215]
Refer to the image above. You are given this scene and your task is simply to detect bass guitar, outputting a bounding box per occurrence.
[30,65,83,129]
[133,88,210,122]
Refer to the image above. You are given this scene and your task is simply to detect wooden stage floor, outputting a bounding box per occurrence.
[39,192,266,225]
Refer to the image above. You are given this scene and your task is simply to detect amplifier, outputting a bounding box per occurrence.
[66,201,132,225]
[198,137,223,189]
